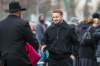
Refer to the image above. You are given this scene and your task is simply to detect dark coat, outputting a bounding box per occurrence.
[79,26,98,66]
[43,20,79,57]
[79,26,97,58]
[0,15,37,64]
[36,23,47,44]
[92,26,100,57]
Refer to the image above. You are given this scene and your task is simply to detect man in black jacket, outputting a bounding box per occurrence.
[0,1,38,66]
[41,9,79,66]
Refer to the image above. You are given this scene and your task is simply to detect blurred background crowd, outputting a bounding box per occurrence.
[0,0,100,24]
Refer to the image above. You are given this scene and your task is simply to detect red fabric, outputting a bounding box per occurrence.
[25,43,41,66]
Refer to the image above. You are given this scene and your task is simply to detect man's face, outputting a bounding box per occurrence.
[40,16,45,21]
[52,13,63,24]
[17,11,22,17]
[39,16,45,23]
[93,18,100,27]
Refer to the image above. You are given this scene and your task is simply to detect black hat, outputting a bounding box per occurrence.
[92,12,100,19]
[5,1,26,13]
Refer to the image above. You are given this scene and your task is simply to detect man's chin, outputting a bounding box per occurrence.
[54,22,59,24]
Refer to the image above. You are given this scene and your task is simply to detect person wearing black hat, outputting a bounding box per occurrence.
[0,1,38,66]
[92,12,100,19]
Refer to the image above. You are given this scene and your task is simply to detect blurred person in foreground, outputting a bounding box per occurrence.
[41,9,79,66]
[0,1,38,66]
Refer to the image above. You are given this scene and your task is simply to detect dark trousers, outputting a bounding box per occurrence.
[2,56,31,66]
[79,58,97,66]
[48,51,73,66]
[48,57,73,66]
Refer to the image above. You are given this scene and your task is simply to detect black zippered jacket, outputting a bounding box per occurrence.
[43,20,79,55]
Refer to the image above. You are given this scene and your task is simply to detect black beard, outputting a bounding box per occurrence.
[39,20,44,23]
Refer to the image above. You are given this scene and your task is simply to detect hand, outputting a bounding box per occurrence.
[70,54,76,60]
[41,45,47,51]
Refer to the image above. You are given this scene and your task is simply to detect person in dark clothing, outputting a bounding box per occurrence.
[92,18,100,66]
[70,24,80,66]
[36,15,47,45]
[92,13,100,59]
[41,9,79,66]
[78,18,98,66]
[0,1,38,66]
[36,15,48,66]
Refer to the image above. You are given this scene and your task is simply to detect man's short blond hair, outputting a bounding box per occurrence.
[52,9,63,16]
